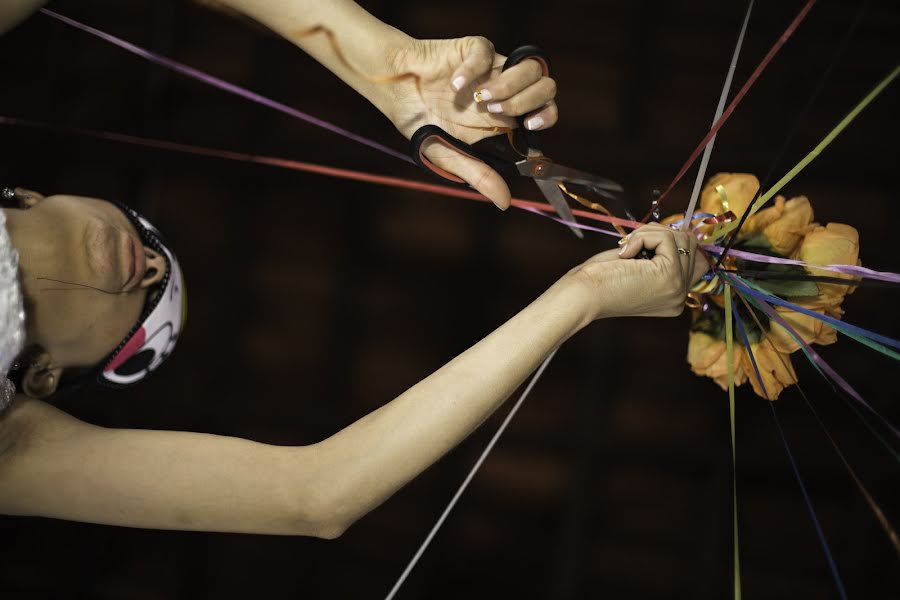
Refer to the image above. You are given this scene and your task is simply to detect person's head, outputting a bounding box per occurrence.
[1,188,186,401]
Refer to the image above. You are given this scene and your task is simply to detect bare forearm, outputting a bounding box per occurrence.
[0,278,591,538]
[308,277,592,531]
[0,0,47,34]
[216,0,411,116]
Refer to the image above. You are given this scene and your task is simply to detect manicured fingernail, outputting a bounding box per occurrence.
[486,102,502,114]
[473,88,493,102]
[525,115,544,130]
[452,76,467,91]
[618,243,628,256]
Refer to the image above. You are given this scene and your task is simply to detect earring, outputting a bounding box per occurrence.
[1,188,16,201]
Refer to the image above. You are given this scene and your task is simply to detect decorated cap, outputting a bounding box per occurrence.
[0,189,186,409]
[98,201,187,387]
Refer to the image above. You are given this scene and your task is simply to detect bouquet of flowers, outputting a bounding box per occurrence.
[678,173,860,399]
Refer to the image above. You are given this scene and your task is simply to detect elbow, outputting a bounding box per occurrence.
[299,493,355,540]
[313,518,349,540]
[287,453,357,539]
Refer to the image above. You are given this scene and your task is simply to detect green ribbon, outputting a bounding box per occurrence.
[713,64,899,240]
[725,284,742,599]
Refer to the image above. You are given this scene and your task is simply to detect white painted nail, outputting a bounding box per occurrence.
[486,102,502,113]
[474,88,493,102]
[525,115,545,130]
[452,75,467,91]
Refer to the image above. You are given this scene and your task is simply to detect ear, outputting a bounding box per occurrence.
[21,351,63,399]
[13,188,45,209]
[139,247,166,289]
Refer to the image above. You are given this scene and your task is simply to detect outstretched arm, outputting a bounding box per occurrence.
[1,0,558,207]
[0,225,704,538]
[213,0,560,209]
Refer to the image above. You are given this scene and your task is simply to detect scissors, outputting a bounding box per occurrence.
[410,45,625,239]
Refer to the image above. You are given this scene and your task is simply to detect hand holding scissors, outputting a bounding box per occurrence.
[410,46,624,238]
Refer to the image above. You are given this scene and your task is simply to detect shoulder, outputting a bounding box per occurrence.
[0,394,49,467]
[0,394,32,460]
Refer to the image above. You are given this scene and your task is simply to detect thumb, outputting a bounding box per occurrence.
[422,139,511,209]
[450,36,496,92]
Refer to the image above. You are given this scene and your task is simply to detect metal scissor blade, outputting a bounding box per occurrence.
[535,178,583,239]
[540,163,624,193]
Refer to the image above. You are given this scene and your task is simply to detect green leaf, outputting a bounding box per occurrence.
[749,278,820,297]
[739,233,771,250]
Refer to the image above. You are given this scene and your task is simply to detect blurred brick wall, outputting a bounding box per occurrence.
[1,0,898,598]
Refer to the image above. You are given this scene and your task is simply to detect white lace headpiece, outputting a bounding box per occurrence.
[0,207,25,412]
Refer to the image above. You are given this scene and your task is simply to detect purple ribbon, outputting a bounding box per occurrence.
[40,9,414,164]
[731,306,849,600]
[704,245,900,284]
[726,275,900,441]
[519,207,622,237]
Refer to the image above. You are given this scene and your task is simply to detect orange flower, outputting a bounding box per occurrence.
[688,329,800,400]
[682,174,859,401]
[742,342,798,399]
[767,306,838,354]
[762,196,814,255]
[700,173,759,218]
[687,331,747,391]
[796,222,860,306]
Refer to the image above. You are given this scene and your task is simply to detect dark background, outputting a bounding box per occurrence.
[1,0,898,598]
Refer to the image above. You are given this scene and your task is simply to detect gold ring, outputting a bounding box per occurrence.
[677,248,691,255]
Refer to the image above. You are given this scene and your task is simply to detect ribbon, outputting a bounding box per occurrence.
[680,0,754,232]
[730,304,848,600]
[0,115,644,233]
[715,63,900,239]
[703,245,900,284]
[726,275,900,441]
[644,0,817,220]
[39,8,414,164]
[724,284,742,600]
[731,290,900,555]
[383,349,559,599]
[716,0,870,264]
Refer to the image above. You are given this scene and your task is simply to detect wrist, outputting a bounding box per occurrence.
[368,33,418,123]
[549,272,604,333]
[375,35,424,127]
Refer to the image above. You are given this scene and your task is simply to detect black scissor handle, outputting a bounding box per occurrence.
[410,125,518,189]
[501,45,549,152]
[409,45,550,188]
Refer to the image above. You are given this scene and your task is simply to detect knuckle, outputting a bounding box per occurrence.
[477,36,495,53]
[492,79,512,98]
[667,305,685,317]
[544,77,558,98]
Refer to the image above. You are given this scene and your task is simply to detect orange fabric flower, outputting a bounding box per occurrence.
[762,196,814,255]
[767,306,838,354]
[687,331,748,391]
[796,222,860,305]
[682,173,858,401]
[742,342,798,399]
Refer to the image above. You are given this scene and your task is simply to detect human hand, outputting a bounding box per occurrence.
[387,37,559,209]
[565,224,709,320]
